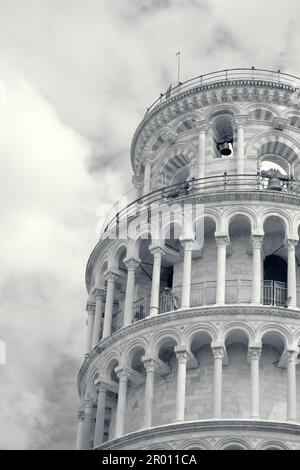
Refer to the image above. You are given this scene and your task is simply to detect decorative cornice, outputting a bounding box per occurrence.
[77,304,300,395]
[95,419,300,450]
[86,189,300,292]
[131,80,297,170]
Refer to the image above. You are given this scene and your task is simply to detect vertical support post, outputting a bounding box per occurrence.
[175,347,189,422]
[123,258,140,326]
[142,358,158,429]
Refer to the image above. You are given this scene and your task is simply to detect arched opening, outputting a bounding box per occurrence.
[227,215,252,303]
[111,246,127,332]
[185,332,213,420]
[260,331,286,421]
[223,330,250,419]
[152,337,177,427]
[189,216,217,306]
[263,217,287,306]
[104,358,119,442]
[161,222,184,312]
[125,346,146,434]
[264,255,287,283]
[211,113,234,158]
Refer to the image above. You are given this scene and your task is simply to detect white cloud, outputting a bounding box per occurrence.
[0,0,300,449]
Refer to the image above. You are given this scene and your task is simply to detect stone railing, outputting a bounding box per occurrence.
[100,173,300,238]
[144,67,300,116]
[101,279,292,339]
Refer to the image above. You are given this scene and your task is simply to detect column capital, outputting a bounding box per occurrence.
[215,234,229,247]
[78,409,85,420]
[142,357,159,373]
[84,397,95,409]
[284,239,299,250]
[132,174,144,188]
[232,114,248,128]
[249,347,262,360]
[97,381,109,393]
[252,235,264,250]
[149,244,166,256]
[115,366,131,382]
[86,302,96,315]
[143,156,152,167]
[104,269,120,282]
[287,349,299,363]
[124,257,141,271]
[175,346,190,363]
[180,237,195,251]
[211,346,225,360]
[91,288,106,300]
[198,120,210,134]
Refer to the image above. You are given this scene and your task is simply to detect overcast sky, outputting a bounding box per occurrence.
[0,0,300,450]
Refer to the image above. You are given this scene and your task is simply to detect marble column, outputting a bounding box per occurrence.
[212,346,224,419]
[234,115,247,175]
[251,236,264,305]
[93,382,107,448]
[287,350,298,422]
[142,358,158,428]
[143,159,152,196]
[102,271,119,339]
[249,347,261,418]
[181,240,194,309]
[197,122,208,180]
[215,236,228,305]
[92,289,105,349]
[123,258,140,327]
[175,348,190,422]
[285,239,298,308]
[76,409,85,450]
[149,246,164,317]
[82,398,94,450]
[85,303,95,356]
[115,368,130,438]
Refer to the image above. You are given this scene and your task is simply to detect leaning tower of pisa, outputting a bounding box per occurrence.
[77,68,300,451]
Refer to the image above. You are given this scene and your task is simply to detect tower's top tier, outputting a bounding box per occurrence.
[131,68,300,187]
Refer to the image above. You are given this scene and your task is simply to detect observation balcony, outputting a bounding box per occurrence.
[102,279,298,340]
[143,68,300,117]
[100,173,300,239]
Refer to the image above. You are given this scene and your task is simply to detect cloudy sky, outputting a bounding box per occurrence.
[0,0,300,450]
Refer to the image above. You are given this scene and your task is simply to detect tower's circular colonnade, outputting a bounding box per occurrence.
[77,69,300,450]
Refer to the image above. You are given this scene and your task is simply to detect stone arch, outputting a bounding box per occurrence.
[150,328,181,358]
[204,103,241,123]
[85,364,100,397]
[161,214,185,242]
[147,444,173,450]
[122,337,148,367]
[193,210,221,235]
[215,436,252,450]
[153,142,197,188]
[256,440,289,450]
[179,439,211,450]
[256,324,291,347]
[260,209,292,238]
[225,208,256,234]
[109,241,128,270]
[170,111,202,134]
[246,131,300,166]
[220,322,255,344]
[102,351,121,377]
[182,323,217,349]
[241,103,279,118]
[94,257,109,289]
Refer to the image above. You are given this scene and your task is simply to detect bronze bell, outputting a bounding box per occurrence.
[218,136,233,156]
[267,176,282,191]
